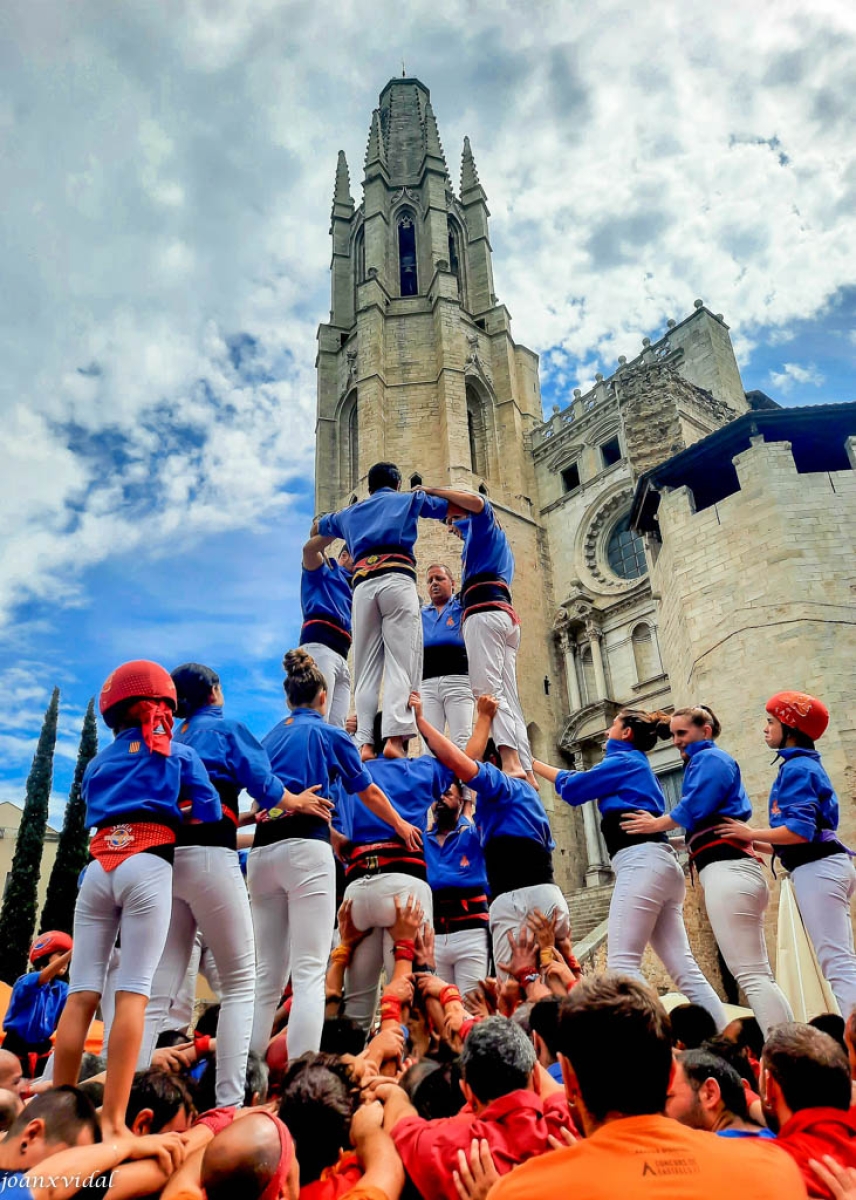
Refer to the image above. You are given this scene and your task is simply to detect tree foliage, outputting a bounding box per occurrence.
[0,687,60,984]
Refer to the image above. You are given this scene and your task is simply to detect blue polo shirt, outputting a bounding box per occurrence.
[82,730,222,828]
[424,816,488,891]
[769,748,839,840]
[469,763,554,850]
[318,488,449,561]
[458,500,515,584]
[554,739,666,817]
[422,597,468,679]
[300,559,353,631]
[3,972,68,1045]
[668,740,751,834]
[348,755,454,845]
[261,708,371,804]
[175,706,283,812]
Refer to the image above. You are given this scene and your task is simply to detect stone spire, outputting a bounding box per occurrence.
[364,108,386,172]
[460,136,483,198]
[423,99,448,177]
[332,150,354,217]
[378,78,430,183]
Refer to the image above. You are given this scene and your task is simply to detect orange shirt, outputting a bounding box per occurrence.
[488,1114,807,1200]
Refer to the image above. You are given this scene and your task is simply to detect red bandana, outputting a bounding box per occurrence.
[127,699,174,755]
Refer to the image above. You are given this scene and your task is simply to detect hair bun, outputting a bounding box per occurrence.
[283,648,315,676]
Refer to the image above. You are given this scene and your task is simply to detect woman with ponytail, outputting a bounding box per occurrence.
[250,649,421,1059]
[140,661,317,1106]
[621,706,792,1034]
[717,691,856,1018]
[534,709,726,1030]
[53,660,222,1137]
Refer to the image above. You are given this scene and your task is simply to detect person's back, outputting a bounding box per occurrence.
[490,975,805,1200]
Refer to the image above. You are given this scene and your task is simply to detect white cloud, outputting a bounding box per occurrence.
[2,0,856,630]
[768,362,827,392]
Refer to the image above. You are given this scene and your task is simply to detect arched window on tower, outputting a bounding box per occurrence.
[466,383,489,478]
[397,211,418,297]
[341,391,359,492]
[632,623,660,683]
[447,217,466,307]
[353,227,365,313]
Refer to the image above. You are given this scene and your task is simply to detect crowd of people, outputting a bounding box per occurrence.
[2,460,854,1199]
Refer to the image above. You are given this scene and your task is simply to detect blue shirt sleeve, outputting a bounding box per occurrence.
[416,491,450,521]
[554,757,625,807]
[469,761,514,803]
[228,724,284,807]
[179,747,223,823]
[331,730,372,794]
[318,511,344,539]
[770,761,819,840]
[669,754,734,830]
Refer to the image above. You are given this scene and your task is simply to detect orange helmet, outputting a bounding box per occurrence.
[30,930,73,962]
[766,692,829,742]
[99,660,177,728]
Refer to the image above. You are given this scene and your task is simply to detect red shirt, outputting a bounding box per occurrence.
[776,1107,856,1198]
[301,1153,364,1200]
[391,1089,574,1200]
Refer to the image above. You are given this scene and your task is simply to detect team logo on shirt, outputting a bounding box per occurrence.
[105,825,134,850]
[771,799,781,816]
[285,717,294,726]
[129,741,141,753]
[446,617,455,627]
[460,855,470,868]
[180,722,189,734]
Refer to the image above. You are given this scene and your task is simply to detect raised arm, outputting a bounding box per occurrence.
[38,948,72,986]
[422,486,485,514]
[359,782,423,851]
[466,694,499,761]
[410,692,478,783]
[302,532,333,570]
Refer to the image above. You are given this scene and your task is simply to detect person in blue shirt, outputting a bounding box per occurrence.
[534,707,726,1031]
[3,932,72,1079]
[718,690,856,1020]
[314,462,449,761]
[622,705,792,1036]
[53,659,222,1139]
[420,563,473,751]
[424,778,489,995]
[411,692,571,979]
[139,661,316,1108]
[420,486,533,782]
[299,532,355,729]
[250,649,420,1058]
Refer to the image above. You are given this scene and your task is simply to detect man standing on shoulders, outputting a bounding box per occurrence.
[490,974,806,1200]
[299,530,355,728]
[421,563,473,751]
[314,463,449,760]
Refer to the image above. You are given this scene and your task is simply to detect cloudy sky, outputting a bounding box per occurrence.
[2,0,855,822]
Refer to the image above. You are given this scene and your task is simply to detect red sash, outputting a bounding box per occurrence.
[90,822,176,872]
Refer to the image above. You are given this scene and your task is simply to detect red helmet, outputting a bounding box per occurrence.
[99,660,177,728]
[766,691,829,742]
[30,930,73,962]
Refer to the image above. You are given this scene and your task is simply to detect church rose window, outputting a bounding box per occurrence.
[606,514,647,580]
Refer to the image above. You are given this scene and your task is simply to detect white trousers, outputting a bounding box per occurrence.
[70,856,173,998]
[792,853,856,1019]
[343,873,434,1031]
[140,847,255,1106]
[300,641,351,729]
[167,933,222,1034]
[608,843,727,1031]
[352,574,422,744]
[434,928,491,996]
[421,675,474,752]
[248,838,336,1059]
[489,883,570,979]
[463,612,532,770]
[700,858,793,1035]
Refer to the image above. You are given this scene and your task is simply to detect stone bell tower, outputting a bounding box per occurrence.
[315,77,576,888]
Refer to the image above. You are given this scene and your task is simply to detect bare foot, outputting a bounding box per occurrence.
[383,736,407,759]
[360,744,377,763]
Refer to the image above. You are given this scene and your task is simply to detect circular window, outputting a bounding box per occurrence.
[606,515,647,580]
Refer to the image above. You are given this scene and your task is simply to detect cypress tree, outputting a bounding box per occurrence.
[40,699,98,935]
[0,687,60,984]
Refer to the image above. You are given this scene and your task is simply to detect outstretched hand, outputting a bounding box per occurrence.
[453,1138,501,1200]
[408,691,424,720]
[497,926,538,981]
[476,694,499,719]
